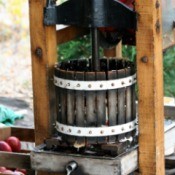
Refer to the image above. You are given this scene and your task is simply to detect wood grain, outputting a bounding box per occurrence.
[29,0,57,174]
[11,127,35,142]
[135,0,165,174]
[0,152,31,169]
[57,26,88,45]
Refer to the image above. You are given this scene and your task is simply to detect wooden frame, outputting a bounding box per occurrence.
[135,0,165,174]
[0,0,172,174]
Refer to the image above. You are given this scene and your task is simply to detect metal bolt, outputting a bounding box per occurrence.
[155,0,160,8]
[155,20,160,33]
[88,84,92,88]
[121,81,125,85]
[111,83,115,86]
[35,47,42,58]
[69,129,72,133]
[100,84,103,88]
[141,56,148,63]
[67,83,70,86]
[121,127,124,131]
[129,79,132,83]
[77,130,81,134]
[100,130,104,134]
[111,129,115,133]
[77,84,80,87]
[89,131,92,134]
[129,125,132,129]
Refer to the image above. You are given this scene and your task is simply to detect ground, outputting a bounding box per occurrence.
[0,0,34,128]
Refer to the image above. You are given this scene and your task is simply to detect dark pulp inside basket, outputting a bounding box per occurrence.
[56,58,135,73]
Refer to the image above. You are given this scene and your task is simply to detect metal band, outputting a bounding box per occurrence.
[56,120,136,137]
[54,74,136,91]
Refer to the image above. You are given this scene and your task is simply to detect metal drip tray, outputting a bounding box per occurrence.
[31,144,138,175]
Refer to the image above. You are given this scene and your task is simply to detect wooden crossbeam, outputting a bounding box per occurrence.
[57,26,88,45]
[0,152,31,169]
[11,127,35,142]
[135,0,165,174]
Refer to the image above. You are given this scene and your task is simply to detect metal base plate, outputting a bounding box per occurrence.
[31,144,138,175]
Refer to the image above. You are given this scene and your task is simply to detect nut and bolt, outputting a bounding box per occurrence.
[35,47,42,58]
[141,56,148,63]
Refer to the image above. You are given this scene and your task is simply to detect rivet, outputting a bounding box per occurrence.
[60,81,63,85]
[121,81,125,85]
[89,131,92,134]
[129,79,132,83]
[67,83,70,86]
[141,56,148,63]
[121,127,124,131]
[61,127,64,131]
[100,130,104,134]
[111,129,115,133]
[88,84,92,88]
[100,84,103,88]
[111,83,115,86]
[129,125,132,129]
[77,130,81,134]
[77,84,80,87]
[69,129,72,133]
[54,80,57,84]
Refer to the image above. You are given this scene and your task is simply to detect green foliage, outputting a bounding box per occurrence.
[58,36,175,97]
[163,47,175,97]
[58,35,91,61]
[122,45,136,62]
[58,35,103,61]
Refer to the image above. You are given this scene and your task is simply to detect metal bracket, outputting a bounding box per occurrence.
[44,0,137,29]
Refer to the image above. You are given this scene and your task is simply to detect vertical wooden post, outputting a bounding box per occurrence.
[104,41,122,58]
[29,0,57,145]
[135,1,165,174]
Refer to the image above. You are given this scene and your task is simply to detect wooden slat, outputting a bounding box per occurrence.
[66,71,75,144]
[108,70,117,143]
[135,0,165,174]
[75,71,85,145]
[57,26,88,45]
[0,152,31,169]
[96,72,106,143]
[59,70,67,142]
[11,127,35,142]
[86,72,97,144]
[117,69,126,140]
[125,68,132,138]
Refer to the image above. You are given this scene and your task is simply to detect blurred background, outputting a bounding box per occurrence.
[0,0,32,108]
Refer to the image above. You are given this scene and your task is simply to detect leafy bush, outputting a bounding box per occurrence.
[58,37,175,97]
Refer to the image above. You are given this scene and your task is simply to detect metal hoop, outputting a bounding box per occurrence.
[54,74,136,91]
[56,120,136,137]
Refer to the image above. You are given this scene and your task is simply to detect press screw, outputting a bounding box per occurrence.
[141,56,148,63]
[35,47,42,58]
